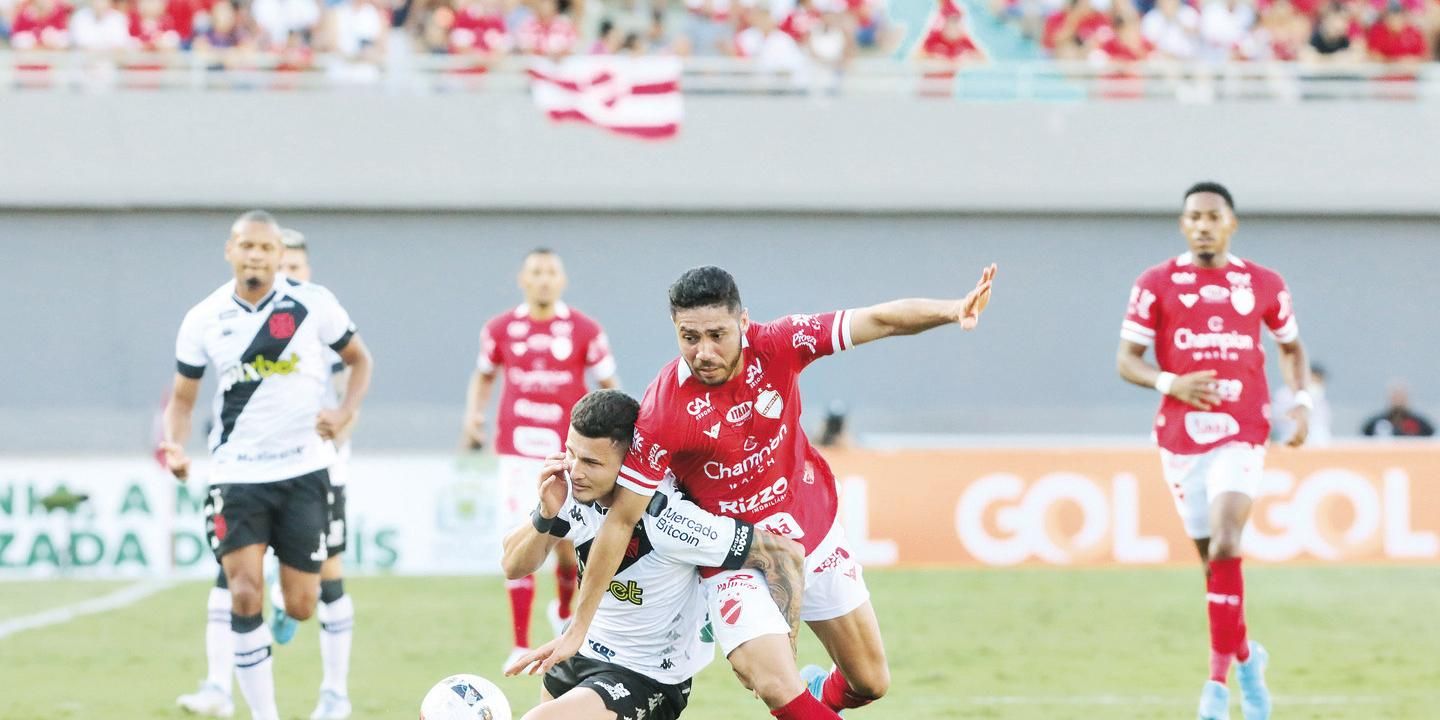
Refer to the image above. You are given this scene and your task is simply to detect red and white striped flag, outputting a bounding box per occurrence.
[528,56,684,140]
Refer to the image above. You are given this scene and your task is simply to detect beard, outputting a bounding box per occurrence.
[244,276,263,290]
[1196,251,1216,264]
[689,353,742,386]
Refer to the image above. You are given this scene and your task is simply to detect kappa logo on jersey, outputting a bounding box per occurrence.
[726,402,753,425]
[1129,286,1158,319]
[703,422,720,439]
[717,476,789,514]
[788,313,822,330]
[704,424,787,480]
[755,389,783,419]
[219,352,301,391]
[687,393,714,419]
[792,330,817,352]
[719,597,743,625]
[268,312,297,339]
[570,506,586,525]
[1171,272,1197,284]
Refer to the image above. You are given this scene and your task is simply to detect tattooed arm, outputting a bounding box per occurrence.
[743,530,806,657]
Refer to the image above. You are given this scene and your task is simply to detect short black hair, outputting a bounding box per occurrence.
[527,247,557,259]
[669,266,742,315]
[1183,182,1235,211]
[570,389,639,447]
[231,209,279,234]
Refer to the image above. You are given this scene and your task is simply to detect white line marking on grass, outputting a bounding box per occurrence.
[966,695,1391,706]
[0,579,175,641]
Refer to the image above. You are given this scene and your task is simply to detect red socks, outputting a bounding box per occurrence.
[821,669,875,710]
[771,691,842,719]
[506,575,536,648]
[1206,557,1247,682]
[555,565,578,620]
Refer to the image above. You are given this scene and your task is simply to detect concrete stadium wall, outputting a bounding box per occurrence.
[0,210,1435,453]
[1,92,1439,214]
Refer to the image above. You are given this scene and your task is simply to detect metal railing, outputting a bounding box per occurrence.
[2,50,1437,100]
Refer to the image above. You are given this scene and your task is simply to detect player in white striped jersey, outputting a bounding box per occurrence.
[502,390,804,720]
[163,211,373,720]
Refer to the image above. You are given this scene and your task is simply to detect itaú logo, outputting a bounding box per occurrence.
[956,473,1166,566]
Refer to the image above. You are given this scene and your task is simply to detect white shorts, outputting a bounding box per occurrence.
[499,454,546,532]
[1159,443,1266,539]
[704,520,871,656]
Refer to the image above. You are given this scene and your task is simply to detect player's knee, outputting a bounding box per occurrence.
[746,671,804,707]
[284,591,317,621]
[227,576,264,616]
[1209,530,1243,560]
[846,664,891,701]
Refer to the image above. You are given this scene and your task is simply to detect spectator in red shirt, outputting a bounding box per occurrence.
[516,0,576,57]
[1253,0,1313,60]
[130,0,184,50]
[921,11,981,62]
[779,0,823,42]
[449,0,508,57]
[10,0,72,50]
[1096,11,1155,60]
[1045,0,1111,59]
[1366,2,1428,60]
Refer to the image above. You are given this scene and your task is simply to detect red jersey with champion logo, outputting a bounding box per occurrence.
[1120,252,1300,455]
[478,302,616,458]
[617,311,855,561]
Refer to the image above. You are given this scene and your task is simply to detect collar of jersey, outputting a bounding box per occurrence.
[513,301,571,319]
[675,332,750,387]
[230,275,285,313]
[1176,252,1246,268]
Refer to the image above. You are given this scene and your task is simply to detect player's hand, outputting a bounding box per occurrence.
[957,263,997,331]
[537,453,570,518]
[463,411,486,451]
[504,627,582,677]
[1167,370,1222,411]
[316,408,355,440]
[159,441,190,481]
[1285,405,1310,448]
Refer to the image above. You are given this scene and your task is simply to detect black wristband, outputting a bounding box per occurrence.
[531,505,556,534]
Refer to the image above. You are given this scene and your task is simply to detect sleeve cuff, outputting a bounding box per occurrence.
[1269,316,1299,343]
[328,328,355,352]
[831,309,855,353]
[176,360,206,379]
[588,354,617,381]
[720,521,755,570]
[616,468,660,497]
[1120,320,1156,347]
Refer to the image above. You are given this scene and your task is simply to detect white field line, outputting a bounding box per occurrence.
[0,579,175,640]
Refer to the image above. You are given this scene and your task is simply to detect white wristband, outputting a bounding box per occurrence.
[1154,372,1177,396]
[1293,390,1314,410]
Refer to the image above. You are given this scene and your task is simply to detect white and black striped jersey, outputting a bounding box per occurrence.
[547,478,754,685]
[175,275,356,484]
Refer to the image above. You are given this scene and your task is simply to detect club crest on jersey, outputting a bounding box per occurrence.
[551,336,573,361]
[268,312,296,339]
[756,389,783,419]
[1230,286,1255,316]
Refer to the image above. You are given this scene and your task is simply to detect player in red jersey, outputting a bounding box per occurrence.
[510,263,997,720]
[463,248,619,672]
[1117,182,1309,720]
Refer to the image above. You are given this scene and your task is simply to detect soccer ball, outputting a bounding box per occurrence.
[419,674,512,720]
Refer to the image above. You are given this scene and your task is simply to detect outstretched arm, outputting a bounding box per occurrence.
[847,263,996,346]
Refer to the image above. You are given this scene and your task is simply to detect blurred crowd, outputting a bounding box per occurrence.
[998,0,1440,65]
[0,0,909,71]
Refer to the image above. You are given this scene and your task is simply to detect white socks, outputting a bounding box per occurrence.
[233,615,279,720]
[205,587,234,695]
[317,593,354,697]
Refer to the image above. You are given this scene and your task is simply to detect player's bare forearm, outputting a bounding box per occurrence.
[849,299,962,346]
[501,523,561,580]
[336,336,373,416]
[568,487,649,634]
[742,531,805,655]
[1116,340,1162,389]
[163,373,200,445]
[1276,339,1309,394]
